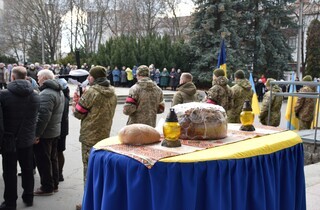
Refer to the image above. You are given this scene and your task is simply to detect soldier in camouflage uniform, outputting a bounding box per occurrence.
[206,68,233,112]
[123,65,165,127]
[227,70,253,123]
[294,75,316,130]
[73,66,117,183]
[172,73,199,106]
[259,78,283,127]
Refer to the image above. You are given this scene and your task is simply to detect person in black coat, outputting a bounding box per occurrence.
[255,79,265,102]
[0,101,3,143]
[0,66,40,209]
[57,79,70,182]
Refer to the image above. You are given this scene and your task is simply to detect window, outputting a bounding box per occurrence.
[288,37,297,49]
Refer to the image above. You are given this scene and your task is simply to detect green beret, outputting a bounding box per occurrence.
[213,68,225,77]
[303,75,312,81]
[89,66,107,79]
[235,70,245,79]
[137,65,150,77]
[265,78,275,87]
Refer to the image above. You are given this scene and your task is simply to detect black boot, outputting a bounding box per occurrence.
[0,202,16,210]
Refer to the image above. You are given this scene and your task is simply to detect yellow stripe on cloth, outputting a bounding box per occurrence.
[160,131,302,163]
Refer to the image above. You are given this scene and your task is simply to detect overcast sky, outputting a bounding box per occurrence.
[177,0,195,16]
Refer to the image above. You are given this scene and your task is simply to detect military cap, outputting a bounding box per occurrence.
[235,70,245,79]
[89,66,107,79]
[265,78,275,88]
[137,65,150,77]
[302,75,312,81]
[213,68,225,77]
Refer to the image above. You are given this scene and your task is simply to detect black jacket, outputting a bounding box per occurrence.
[0,102,3,141]
[0,80,40,148]
[60,87,70,136]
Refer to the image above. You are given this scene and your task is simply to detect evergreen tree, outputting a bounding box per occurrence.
[305,19,320,78]
[190,0,296,83]
[91,34,190,72]
[190,0,244,85]
[239,0,296,79]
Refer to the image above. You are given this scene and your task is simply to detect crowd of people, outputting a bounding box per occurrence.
[106,64,182,91]
[0,61,318,210]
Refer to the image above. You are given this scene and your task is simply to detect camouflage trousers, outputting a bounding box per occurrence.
[299,120,312,130]
[81,143,92,184]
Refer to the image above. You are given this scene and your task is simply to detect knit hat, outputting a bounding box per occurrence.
[213,68,225,77]
[89,66,107,79]
[234,70,245,79]
[265,78,275,88]
[302,75,312,82]
[137,65,150,77]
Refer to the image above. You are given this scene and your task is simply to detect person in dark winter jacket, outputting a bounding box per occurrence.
[27,64,39,83]
[57,79,70,182]
[0,102,3,142]
[0,66,40,209]
[172,73,199,106]
[169,68,178,91]
[34,69,65,196]
[255,79,265,102]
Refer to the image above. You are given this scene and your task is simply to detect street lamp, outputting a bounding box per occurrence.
[35,9,45,64]
[41,19,45,65]
[296,0,303,80]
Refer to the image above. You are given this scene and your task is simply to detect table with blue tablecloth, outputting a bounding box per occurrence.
[82,126,306,210]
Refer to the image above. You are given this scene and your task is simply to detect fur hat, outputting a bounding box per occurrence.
[265,78,275,88]
[235,70,245,79]
[302,75,312,82]
[89,66,107,79]
[137,65,150,77]
[213,68,225,77]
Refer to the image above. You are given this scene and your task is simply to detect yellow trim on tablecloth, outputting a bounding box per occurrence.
[94,131,302,162]
[160,131,302,162]
[94,136,122,148]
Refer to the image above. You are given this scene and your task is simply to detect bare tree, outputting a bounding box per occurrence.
[103,0,166,37]
[291,1,320,74]
[1,0,66,63]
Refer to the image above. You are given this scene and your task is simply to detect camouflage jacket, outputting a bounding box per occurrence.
[207,76,233,111]
[123,77,164,127]
[74,79,117,146]
[259,85,283,126]
[172,82,199,106]
[227,79,253,123]
[295,85,316,122]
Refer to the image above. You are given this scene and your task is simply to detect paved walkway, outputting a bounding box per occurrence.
[0,83,318,209]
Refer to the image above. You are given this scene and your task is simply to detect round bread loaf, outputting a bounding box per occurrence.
[173,102,228,140]
[118,124,161,145]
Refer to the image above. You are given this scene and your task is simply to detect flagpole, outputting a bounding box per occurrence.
[296,0,303,80]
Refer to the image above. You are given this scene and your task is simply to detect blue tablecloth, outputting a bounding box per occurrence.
[82,143,306,210]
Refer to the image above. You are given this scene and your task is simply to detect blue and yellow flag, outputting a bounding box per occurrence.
[285,73,299,130]
[217,39,227,77]
[249,73,260,115]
